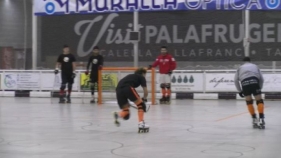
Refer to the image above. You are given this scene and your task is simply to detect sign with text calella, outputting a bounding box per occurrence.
[41,11,281,62]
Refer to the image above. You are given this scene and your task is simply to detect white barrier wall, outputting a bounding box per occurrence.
[0,70,280,93]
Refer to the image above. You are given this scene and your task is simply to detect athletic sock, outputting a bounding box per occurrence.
[137,104,144,122]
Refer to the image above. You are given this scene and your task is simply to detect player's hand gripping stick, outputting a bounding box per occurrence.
[167,71,173,76]
[239,91,245,98]
[85,71,89,75]
[54,69,59,74]
[72,72,76,78]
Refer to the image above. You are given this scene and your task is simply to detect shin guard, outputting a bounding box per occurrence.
[256,99,264,118]
[246,100,256,118]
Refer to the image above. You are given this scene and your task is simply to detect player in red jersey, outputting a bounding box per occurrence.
[149,46,177,104]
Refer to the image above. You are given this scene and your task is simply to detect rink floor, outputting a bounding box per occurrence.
[0,98,280,158]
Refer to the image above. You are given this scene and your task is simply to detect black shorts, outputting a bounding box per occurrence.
[241,77,261,96]
[61,74,74,85]
[116,86,141,109]
[90,73,98,83]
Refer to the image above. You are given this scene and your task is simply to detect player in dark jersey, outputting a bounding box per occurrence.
[234,57,265,129]
[113,68,150,133]
[85,46,103,103]
[55,45,76,103]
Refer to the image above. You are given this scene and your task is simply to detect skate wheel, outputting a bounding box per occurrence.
[259,126,265,129]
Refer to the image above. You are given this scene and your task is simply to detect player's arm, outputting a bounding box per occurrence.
[55,55,62,74]
[149,57,159,69]
[141,76,148,99]
[72,55,77,72]
[170,55,177,71]
[234,69,242,92]
[258,68,264,89]
[99,55,104,69]
[86,56,91,71]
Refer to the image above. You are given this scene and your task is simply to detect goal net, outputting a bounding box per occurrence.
[97,67,156,105]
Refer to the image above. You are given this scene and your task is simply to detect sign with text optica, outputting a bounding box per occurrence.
[34,0,281,16]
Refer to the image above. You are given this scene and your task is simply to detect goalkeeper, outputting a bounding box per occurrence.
[85,46,103,103]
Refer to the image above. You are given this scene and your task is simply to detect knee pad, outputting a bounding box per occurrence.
[123,113,130,120]
[160,83,165,89]
[137,102,147,112]
[166,83,171,89]
[256,99,264,105]
[60,84,66,90]
[246,100,253,105]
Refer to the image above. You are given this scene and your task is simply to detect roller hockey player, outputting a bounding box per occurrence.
[55,45,76,103]
[149,46,176,104]
[85,46,103,103]
[113,68,150,133]
[234,57,265,129]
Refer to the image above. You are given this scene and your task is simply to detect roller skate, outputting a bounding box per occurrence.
[252,118,259,129]
[159,97,166,104]
[66,95,71,103]
[165,96,171,105]
[59,95,66,103]
[259,118,265,129]
[90,95,96,103]
[90,99,95,103]
[113,112,120,127]
[138,121,149,133]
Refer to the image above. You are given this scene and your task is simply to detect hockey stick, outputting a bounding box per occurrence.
[51,74,58,104]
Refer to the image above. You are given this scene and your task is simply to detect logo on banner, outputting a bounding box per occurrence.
[4,74,16,88]
[209,77,234,88]
[172,75,194,84]
[45,1,56,14]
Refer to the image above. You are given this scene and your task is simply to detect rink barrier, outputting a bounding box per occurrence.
[2,91,281,100]
[1,69,281,100]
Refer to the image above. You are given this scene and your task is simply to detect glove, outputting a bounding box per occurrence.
[167,71,172,75]
[99,65,103,70]
[142,98,147,103]
[147,65,152,70]
[239,91,244,98]
[72,72,76,78]
[85,71,89,75]
[54,69,59,74]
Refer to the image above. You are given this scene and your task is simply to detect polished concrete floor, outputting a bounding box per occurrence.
[0,98,280,158]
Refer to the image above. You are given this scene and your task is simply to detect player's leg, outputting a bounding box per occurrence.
[253,85,265,129]
[159,74,166,104]
[90,74,98,103]
[59,74,67,103]
[113,88,131,126]
[242,85,259,128]
[90,82,96,103]
[165,74,172,103]
[66,75,74,103]
[127,87,149,132]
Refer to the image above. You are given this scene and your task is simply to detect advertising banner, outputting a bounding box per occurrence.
[41,73,79,91]
[34,0,281,16]
[40,11,281,62]
[205,73,281,92]
[205,73,236,92]
[80,73,118,91]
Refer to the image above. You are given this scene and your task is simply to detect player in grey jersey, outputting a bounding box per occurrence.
[234,57,265,129]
